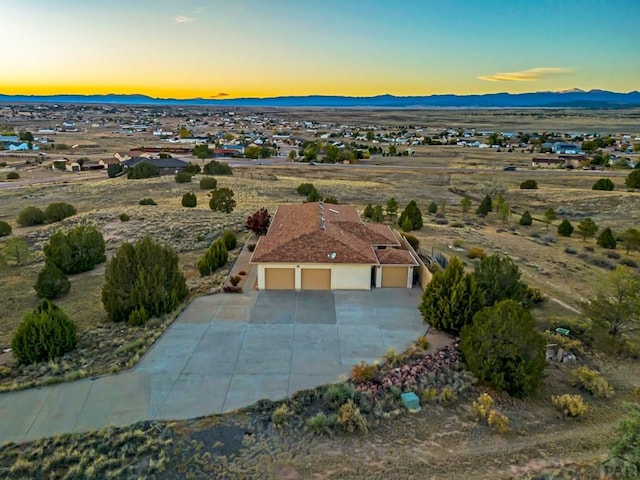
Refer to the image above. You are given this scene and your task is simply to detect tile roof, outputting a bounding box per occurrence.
[251,203,402,265]
[375,249,418,266]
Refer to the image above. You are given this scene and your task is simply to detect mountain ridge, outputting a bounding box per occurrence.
[1,89,639,108]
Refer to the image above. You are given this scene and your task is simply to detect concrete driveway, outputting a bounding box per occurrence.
[0,288,425,444]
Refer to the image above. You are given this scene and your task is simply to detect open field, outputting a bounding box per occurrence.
[1,107,639,477]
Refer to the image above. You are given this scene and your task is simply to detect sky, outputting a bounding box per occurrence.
[1,0,639,98]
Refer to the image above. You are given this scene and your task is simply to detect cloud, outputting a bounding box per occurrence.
[174,15,195,24]
[477,67,572,82]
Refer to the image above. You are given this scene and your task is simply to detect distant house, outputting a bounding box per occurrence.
[8,142,38,151]
[552,142,581,155]
[0,135,19,143]
[121,156,189,175]
[221,144,245,155]
[531,157,565,168]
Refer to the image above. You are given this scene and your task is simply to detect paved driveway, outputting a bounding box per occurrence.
[0,289,425,444]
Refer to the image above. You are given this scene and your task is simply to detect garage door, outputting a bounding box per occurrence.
[264,268,295,290]
[301,268,331,290]
[381,267,408,288]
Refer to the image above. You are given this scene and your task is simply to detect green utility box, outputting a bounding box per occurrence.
[555,327,570,336]
[401,392,421,412]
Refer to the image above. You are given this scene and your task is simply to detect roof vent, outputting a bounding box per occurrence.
[329,208,339,214]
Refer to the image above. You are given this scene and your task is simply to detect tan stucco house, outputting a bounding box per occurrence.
[249,202,418,290]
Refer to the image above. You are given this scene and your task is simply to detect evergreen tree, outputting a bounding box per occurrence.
[102,237,188,324]
[597,227,617,249]
[519,210,533,226]
[592,178,614,191]
[181,192,197,207]
[363,204,374,219]
[208,187,236,213]
[44,202,77,222]
[558,219,574,237]
[197,238,229,276]
[460,196,472,213]
[0,220,11,237]
[461,300,546,397]
[420,256,484,335]
[472,254,528,307]
[34,261,71,299]
[372,205,384,223]
[427,202,438,214]
[44,225,106,274]
[385,197,398,220]
[398,200,423,230]
[577,217,598,242]
[476,195,492,215]
[543,207,557,230]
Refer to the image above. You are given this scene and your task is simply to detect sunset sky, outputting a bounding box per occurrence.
[2,0,639,98]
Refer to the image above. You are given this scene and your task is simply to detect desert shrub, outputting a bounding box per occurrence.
[247,243,256,252]
[571,366,614,398]
[271,404,290,428]
[323,383,357,410]
[245,208,271,235]
[427,201,438,214]
[175,171,192,183]
[199,176,217,190]
[592,178,614,191]
[525,287,544,305]
[305,412,337,435]
[606,250,621,259]
[400,217,413,232]
[197,238,228,276]
[222,230,237,250]
[324,196,339,204]
[422,388,438,403]
[404,234,420,251]
[619,258,638,268]
[336,399,368,433]
[34,261,71,299]
[558,219,574,237]
[229,275,241,287]
[467,246,486,260]
[223,285,242,293]
[520,179,538,189]
[17,206,45,226]
[119,213,130,222]
[139,198,157,206]
[588,256,616,270]
[0,161,6,166]
[208,187,236,213]
[382,347,404,368]
[127,162,159,179]
[6,171,19,180]
[107,163,123,178]
[553,394,588,418]
[44,202,77,222]
[296,182,316,195]
[542,331,585,355]
[415,335,430,350]
[102,237,188,324]
[11,300,77,364]
[472,393,494,418]
[584,245,595,252]
[181,192,197,208]
[565,246,577,254]
[461,300,546,397]
[439,386,457,405]
[487,409,509,433]
[351,361,377,383]
[305,188,322,203]
[519,210,533,226]
[44,225,106,275]
[0,220,11,237]
[435,217,448,225]
[203,160,232,175]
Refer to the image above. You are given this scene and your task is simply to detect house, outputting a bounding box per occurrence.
[250,203,419,291]
[531,157,565,168]
[552,142,581,155]
[120,156,189,175]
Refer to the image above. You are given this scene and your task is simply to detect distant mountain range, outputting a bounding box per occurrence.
[1,89,639,108]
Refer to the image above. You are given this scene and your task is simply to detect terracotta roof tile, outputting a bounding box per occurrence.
[250,203,400,264]
[375,248,418,266]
